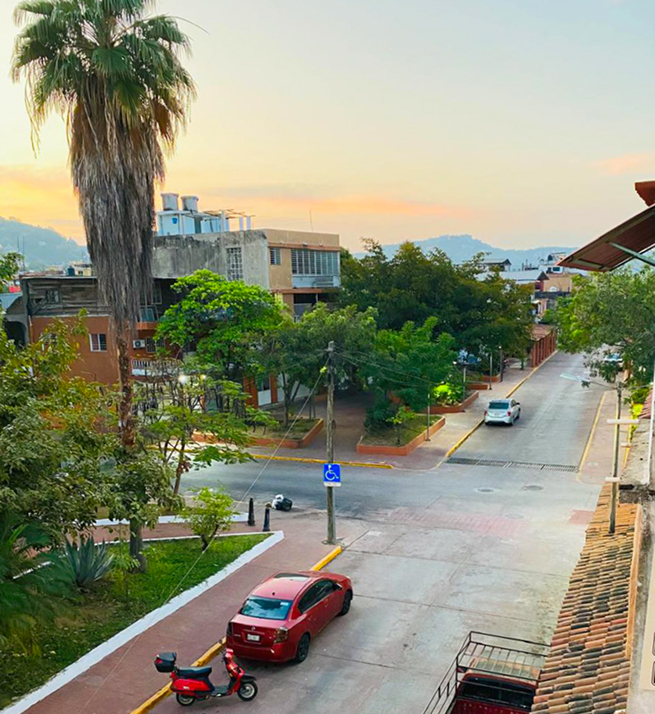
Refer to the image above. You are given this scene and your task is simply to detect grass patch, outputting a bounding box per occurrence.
[361,415,442,446]
[250,417,320,441]
[0,534,268,708]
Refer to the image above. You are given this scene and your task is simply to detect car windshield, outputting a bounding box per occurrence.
[489,401,510,410]
[240,596,293,621]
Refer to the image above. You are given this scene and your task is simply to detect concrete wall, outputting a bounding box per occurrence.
[152,231,270,288]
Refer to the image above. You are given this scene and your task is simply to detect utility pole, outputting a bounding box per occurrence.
[499,347,504,382]
[609,382,622,535]
[325,341,336,544]
[490,352,493,382]
[426,387,431,441]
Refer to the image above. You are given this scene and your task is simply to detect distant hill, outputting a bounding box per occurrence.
[0,217,87,269]
[355,234,576,267]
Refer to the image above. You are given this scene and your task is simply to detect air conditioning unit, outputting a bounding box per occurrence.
[132,340,146,349]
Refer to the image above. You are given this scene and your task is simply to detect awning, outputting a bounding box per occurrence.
[559,182,655,272]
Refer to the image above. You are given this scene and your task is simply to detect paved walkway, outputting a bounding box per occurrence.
[251,362,542,469]
[25,512,366,714]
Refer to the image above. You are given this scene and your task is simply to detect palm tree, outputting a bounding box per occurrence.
[12,0,194,567]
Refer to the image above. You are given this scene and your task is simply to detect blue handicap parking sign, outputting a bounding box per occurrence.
[323,463,341,487]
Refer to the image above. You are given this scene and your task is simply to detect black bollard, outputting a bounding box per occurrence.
[248,497,255,527]
[263,504,271,532]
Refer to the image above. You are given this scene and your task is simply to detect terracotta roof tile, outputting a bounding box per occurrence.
[530,484,637,714]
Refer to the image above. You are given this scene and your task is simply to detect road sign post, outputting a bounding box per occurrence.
[323,463,341,487]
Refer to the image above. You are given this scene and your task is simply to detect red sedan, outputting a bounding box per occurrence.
[226,571,353,663]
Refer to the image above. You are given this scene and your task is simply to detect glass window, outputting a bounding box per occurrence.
[269,247,281,265]
[45,288,61,304]
[240,597,292,621]
[489,401,510,410]
[298,584,323,613]
[291,249,339,276]
[146,337,156,354]
[89,333,107,352]
[227,247,244,281]
[153,281,163,304]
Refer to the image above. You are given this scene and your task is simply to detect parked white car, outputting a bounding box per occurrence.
[484,398,521,426]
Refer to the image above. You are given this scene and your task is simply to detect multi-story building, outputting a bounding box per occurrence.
[12,193,341,406]
[154,193,340,319]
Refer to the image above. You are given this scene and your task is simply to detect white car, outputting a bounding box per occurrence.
[484,398,521,426]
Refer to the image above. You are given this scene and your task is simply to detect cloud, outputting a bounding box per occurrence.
[593,153,654,176]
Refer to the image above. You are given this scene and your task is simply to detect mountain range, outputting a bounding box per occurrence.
[355,234,576,267]
[0,217,87,269]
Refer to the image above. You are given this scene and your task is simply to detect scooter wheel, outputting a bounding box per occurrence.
[237,681,258,701]
[176,693,196,706]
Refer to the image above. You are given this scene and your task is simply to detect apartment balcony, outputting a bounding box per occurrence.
[131,358,179,378]
[291,275,340,289]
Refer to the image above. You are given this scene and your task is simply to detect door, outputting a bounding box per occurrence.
[297,583,324,636]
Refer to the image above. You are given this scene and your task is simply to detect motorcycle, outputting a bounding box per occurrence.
[155,648,258,707]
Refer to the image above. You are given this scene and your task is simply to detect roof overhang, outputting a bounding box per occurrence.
[559,191,655,272]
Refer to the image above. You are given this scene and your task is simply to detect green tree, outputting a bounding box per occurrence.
[0,253,20,290]
[0,319,116,536]
[362,317,458,427]
[12,0,195,458]
[263,304,378,425]
[183,487,235,551]
[556,267,655,382]
[157,271,285,382]
[136,361,254,495]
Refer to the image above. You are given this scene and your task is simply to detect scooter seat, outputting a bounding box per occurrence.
[176,666,212,678]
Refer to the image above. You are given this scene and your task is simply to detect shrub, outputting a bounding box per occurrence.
[183,487,235,551]
[54,536,113,591]
[432,382,463,406]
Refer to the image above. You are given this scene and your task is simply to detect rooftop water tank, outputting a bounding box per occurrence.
[161,193,179,211]
[181,195,198,212]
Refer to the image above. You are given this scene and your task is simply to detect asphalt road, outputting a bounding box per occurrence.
[172,352,607,714]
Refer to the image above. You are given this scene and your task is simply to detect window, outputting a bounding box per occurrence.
[298,581,334,613]
[240,597,292,621]
[45,288,61,304]
[227,247,244,281]
[153,281,163,304]
[291,249,339,276]
[146,337,156,354]
[139,307,156,322]
[89,333,107,352]
[489,401,510,410]
[269,247,281,265]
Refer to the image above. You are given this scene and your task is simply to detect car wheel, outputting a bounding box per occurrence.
[237,682,258,701]
[295,633,311,663]
[516,410,521,420]
[339,590,353,616]
[176,694,196,707]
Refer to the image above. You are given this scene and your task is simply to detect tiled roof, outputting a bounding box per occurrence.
[532,324,556,340]
[531,484,637,714]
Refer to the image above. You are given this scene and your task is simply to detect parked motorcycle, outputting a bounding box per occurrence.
[155,648,258,707]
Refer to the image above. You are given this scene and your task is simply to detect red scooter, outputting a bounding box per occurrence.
[155,649,258,707]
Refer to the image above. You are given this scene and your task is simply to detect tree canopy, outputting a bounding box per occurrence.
[556,267,655,382]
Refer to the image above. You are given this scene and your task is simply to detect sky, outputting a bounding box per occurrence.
[1,0,655,251]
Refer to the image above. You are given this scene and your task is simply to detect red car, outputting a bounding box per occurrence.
[226,571,353,663]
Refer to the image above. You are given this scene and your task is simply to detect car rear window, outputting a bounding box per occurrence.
[240,596,292,621]
[489,401,510,410]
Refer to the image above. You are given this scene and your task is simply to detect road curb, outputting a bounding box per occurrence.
[250,453,394,469]
[130,546,343,714]
[443,351,559,461]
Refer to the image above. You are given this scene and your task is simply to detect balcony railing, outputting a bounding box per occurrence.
[291,275,340,289]
[131,358,180,377]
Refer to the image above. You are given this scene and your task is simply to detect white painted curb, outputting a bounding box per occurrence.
[1,531,284,714]
[95,513,247,526]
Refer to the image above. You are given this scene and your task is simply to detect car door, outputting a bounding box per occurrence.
[297,583,323,636]
[311,580,339,631]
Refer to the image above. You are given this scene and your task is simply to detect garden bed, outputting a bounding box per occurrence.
[0,534,268,708]
[426,391,478,414]
[357,415,444,456]
[248,417,324,449]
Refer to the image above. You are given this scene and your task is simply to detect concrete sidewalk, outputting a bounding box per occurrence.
[23,512,366,714]
[251,362,543,470]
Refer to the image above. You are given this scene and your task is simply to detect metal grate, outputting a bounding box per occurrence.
[447,457,578,473]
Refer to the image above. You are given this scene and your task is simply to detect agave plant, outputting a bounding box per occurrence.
[55,536,114,591]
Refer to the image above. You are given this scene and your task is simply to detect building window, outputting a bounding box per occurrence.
[89,333,107,352]
[269,247,281,265]
[45,288,61,304]
[146,337,157,354]
[153,281,163,304]
[291,249,339,276]
[227,247,244,281]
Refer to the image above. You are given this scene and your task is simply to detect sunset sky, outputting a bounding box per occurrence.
[1,0,655,251]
